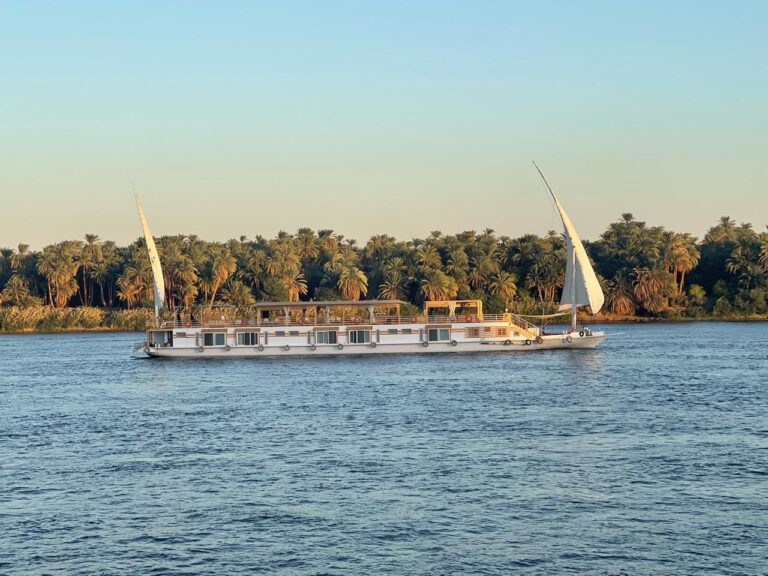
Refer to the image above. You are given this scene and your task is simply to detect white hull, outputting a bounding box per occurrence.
[143,333,605,358]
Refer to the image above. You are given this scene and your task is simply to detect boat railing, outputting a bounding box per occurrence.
[155,313,521,329]
[507,313,539,333]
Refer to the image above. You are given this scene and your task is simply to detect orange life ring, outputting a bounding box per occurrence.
[465,314,473,323]
[184,321,191,328]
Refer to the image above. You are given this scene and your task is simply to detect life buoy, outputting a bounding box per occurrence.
[524,339,532,346]
[535,337,544,344]
[224,345,231,351]
[450,339,458,347]
[197,346,204,352]
[422,341,429,348]
[311,344,317,351]
[566,335,573,344]
[504,339,512,346]
[258,344,264,351]
[337,343,344,350]
[184,321,191,328]
[283,345,290,352]
[370,341,377,348]
[579,331,585,337]
[465,314,473,323]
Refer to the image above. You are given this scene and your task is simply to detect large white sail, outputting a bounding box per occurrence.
[551,193,604,315]
[135,194,165,320]
[533,163,604,318]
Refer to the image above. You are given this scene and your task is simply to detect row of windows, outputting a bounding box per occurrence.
[199,327,507,347]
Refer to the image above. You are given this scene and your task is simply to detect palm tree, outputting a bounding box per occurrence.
[419,268,458,301]
[488,271,518,307]
[337,265,368,301]
[173,257,198,309]
[206,246,237,307]
[10,243,30,274]
[525,253,563,303]
[318,229,338,254]
[469,247,501,290]
[37,242,81,308]
[603,271,636,316]
[445,248,469,278]
[759,238,768,270]
[281,270,308,302]
[416,245,442,269]
[671,234,700,294]
[79,234,103,306]
[1,274,40,306]
[632,267,673,314]
[221,279,256,307]
[116,275,142,309]
[378,270,405,300]
[295,228,319,263]
[704,216,737,243]
[266,242,300,278]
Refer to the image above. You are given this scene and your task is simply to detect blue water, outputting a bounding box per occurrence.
[1,323,766,575]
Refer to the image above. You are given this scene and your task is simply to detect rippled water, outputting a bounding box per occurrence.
[1,323,767,575]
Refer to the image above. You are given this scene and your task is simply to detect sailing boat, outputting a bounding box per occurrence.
[135,179,605,358]
[533,162,606,335]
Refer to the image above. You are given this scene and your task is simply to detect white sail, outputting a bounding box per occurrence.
[550,193,604,315]
[135,194,165,318]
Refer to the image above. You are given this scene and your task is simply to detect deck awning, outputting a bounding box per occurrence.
[246,300,405,310]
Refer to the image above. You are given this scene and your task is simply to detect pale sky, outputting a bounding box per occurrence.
[1,1,766,249]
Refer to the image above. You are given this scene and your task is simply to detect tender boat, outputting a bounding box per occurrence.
[134,168,607,358]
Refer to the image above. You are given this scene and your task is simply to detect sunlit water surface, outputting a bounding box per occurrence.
[1,323,766,575]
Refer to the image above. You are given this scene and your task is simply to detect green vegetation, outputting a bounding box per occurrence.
[1,215,767,332]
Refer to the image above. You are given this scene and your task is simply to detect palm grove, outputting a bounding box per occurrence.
[1,214,768,330]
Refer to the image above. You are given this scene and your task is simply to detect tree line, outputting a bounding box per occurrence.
[1,214,767,320]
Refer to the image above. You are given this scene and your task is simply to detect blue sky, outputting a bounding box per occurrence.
[1,1,766,248]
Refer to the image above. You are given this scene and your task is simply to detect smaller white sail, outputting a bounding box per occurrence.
[551,193,604,315]
[135,194,165,317]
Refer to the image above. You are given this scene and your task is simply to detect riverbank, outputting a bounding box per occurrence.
[1,305,766,334]
[0,306,152,333]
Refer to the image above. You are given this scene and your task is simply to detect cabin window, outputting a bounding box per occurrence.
[483,327,492,333]
[401,328,412,335]
[388,329,398,335]
[496,328,509,337]
[467,328,480,338]
[237,332,259,346]
[348,330,371,344]
[289,330,299,337]
[428,328,450,342]
[275,331,286,337]
[316,330,337,344]
[204,332,226,347]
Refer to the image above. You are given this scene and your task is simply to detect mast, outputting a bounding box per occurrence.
[533,161,604,328]
[134,192,165,328]
[570,234,577,330]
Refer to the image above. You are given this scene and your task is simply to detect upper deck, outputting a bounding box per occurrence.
[152,298,537,334]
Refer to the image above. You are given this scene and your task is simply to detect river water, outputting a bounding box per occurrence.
[1,323,766,575]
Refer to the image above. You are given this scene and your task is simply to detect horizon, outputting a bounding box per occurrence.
[2,1,766,248]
